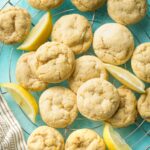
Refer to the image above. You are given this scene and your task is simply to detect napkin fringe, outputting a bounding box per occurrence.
[0,94,27,150]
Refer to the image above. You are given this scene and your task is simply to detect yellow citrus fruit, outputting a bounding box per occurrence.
[103,123,132,150]
[18,12,52,51]
[0,83,38,123]
[104,64,145,93]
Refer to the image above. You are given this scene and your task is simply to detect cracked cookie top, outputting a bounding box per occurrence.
[16,52,48,91]
[107,86,137,128]
[0,6,31,44]
[30,42,75,83]
[27,126,64,150]
[138,88,150,122]
[131,43,150,83]
[93,23,134,65]
[52,14,93,54]
[107,0,147,25]
[68,55,108,93]
[39,87,78,128]
[77,78,120,121]
[71,0,105,11]
[28,0,64,10]
[65,129,105,150]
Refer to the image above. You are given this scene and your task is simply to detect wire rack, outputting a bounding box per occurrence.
[0,0,150,149]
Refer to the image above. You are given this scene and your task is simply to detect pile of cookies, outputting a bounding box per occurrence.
[0,0,150,149]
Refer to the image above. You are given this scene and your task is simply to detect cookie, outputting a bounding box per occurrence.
[28,0,64,10]
[27,126,64,150]
[77,78,120,121]
[0,6,31,44]
[39,86,78,128]
[68,55,108,93]
[131,43,150,83]
[52,14,93,54]
[30,42,75,83]
[93,23,134,65]
[16,52,47,91]
[138,88,150,122]
[65,129,105,150]
[107,86,137,128]
[107,0,147,25]
[71,0,105,12]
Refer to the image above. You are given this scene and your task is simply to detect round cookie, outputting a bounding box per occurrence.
[93,23,134,65]
[65,129,105,150]
[52,14,93,54]
[28,0,64,10]
[131,43,150,83]
[77,78,120,121]
[30,42,75,83]
[71,0,105,12]
[39,86,78,128]
[138,88,150,122]
[107,0,147,25]
[0,6,31,44]
[107,86,137,128]
[16,52,47,91]
[27,126,64,150]
[68,55,108,93]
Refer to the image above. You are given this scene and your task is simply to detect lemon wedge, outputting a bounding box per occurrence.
[104,64,145,93]
[18,12,52,51]
[0,83,38,123]
[103,123,132,150]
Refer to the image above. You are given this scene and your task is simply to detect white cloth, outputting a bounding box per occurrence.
[0,94,27,150]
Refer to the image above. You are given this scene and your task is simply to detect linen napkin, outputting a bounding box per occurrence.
[0,94,27,150]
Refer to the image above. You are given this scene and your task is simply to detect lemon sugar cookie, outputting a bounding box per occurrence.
[107,86,137,128]
[93,23,134,65]
[27,126,64,150]
[16,52,48,91]
[39,87,78,128]
[77,78,120,121]
[131,43,150,83]
[0,6,31,44]
[107,0,147,25]
[71,0,106,12]
[30,42,75,83]
[138,88,150,122]
[68,55,108,93]
[52,14,93,54]
[28,0,64,10]
[65,129,105,150]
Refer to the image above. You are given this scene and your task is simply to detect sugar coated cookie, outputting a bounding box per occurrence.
[107,86,137,128]
[138,88,150,122]
[16,52,47,91]
[52,14,93,54]
[131,43,150,83]
[107,0,147,25]
[68,55,108,93]
[77,78,120,121]
[65,129,105,150]
[27,126,64,150]
[71,0,105,12]
[28,0,64,10]
[30,42,75,83]
[39,87,78,128]
[93,23,134,65]
[0,6,31,44]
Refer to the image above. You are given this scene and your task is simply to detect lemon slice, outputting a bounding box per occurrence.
[104,64,145,93]
[18,12,52,51]
[103,123,132,150]
[0,83,38,123]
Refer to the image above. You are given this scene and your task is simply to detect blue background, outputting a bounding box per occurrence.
[0,0,150,149]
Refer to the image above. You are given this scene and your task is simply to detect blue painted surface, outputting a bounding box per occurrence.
[0,0,150,149]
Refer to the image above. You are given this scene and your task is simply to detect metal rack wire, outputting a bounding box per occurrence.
[0,0,150,149]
